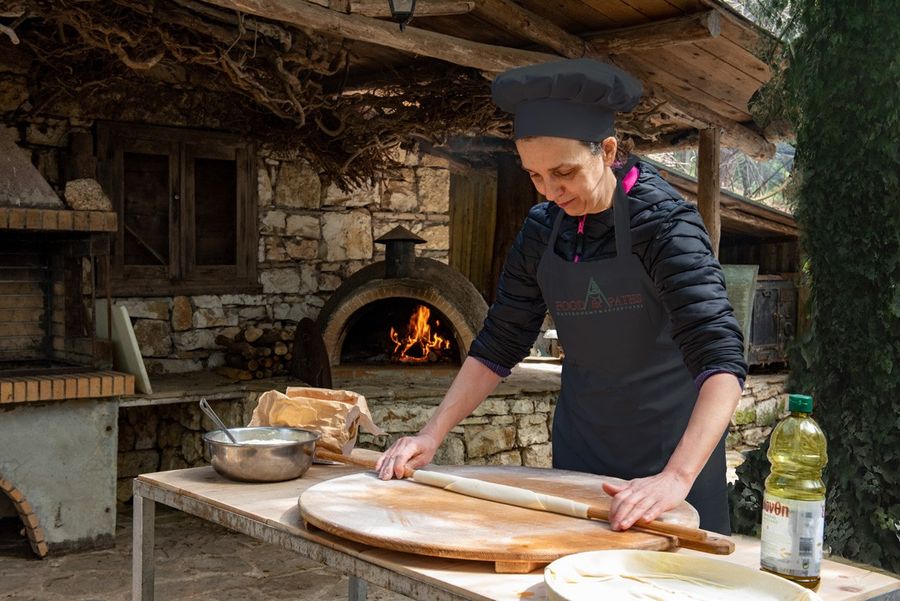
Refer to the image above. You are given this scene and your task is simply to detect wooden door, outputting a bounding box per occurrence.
[488,154,541,304]
[449,168,497,300]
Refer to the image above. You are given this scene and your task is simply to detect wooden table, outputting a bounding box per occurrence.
[132,464,900,601]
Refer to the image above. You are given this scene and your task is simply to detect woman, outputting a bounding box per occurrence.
[376,59,746,535]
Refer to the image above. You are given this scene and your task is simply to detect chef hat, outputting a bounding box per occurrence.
[491,58,643,141]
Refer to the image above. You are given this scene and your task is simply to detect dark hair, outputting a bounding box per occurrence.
[516,135,633,166]
[583,138,633,165]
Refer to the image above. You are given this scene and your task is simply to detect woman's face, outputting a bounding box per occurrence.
[515,136,616,216]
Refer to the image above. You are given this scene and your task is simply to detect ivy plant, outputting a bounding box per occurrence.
[730,0,900,572]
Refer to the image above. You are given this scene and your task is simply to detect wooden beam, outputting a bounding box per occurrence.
[586,11,720,54]
[664,174,797,237]
[722,209,797,238]
[629,81,775,159]
[720,199,796,228]
[350,0,475,17]
[698,127,722,256]
[659,168,797,231]
[472,0,588,59]
[467,3,771,159]
[201,0,773,158]
[474,3,717,56]
[200,0,551,72]
[632,130,699,155]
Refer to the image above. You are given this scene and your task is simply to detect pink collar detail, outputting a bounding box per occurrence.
[573,165,639,263]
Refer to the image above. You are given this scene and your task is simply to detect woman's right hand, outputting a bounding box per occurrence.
[376,433,440,480]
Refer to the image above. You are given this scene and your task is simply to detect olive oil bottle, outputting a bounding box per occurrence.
[760,393,828,589]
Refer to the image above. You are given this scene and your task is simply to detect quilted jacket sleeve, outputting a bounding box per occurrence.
[468,209,547,370]
[644,201,747,381]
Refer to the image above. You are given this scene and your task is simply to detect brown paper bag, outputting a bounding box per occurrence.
[248,386,384,455]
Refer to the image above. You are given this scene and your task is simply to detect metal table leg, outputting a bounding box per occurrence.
[132,492,156,601]
[348,575,368,601]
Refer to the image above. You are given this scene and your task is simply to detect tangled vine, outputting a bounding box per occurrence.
[1,0,506,186]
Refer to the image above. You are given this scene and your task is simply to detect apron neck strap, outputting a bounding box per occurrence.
[613,156,640,259]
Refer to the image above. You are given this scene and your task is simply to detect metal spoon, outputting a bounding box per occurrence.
[199,398,239,444]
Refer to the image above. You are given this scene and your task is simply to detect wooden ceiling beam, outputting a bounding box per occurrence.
[200,0,551,71]
[586,11,720,54]
[473,3,718,57]
[472,0,589,58]
[342,0,475,17]
[631,82,774,159]
[199,0,775,158]
[632,131,699,155]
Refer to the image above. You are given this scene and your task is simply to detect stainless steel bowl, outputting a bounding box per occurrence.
[203,426,320,482]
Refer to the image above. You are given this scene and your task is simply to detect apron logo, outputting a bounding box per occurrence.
[555,277,643,316]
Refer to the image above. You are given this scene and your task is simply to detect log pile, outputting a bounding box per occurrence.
[215,326,295,381]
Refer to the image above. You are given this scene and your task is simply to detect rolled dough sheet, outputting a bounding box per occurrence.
[545,550,822,601]
[412,469,590,518]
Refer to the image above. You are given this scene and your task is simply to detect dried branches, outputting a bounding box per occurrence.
[3,0,502,186]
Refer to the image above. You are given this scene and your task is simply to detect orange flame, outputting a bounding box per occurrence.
[389,305,451,363]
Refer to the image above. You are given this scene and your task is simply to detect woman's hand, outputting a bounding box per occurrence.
[375,433,441,480]
[601,470,693,530]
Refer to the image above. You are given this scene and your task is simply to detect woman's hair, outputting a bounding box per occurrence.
[516,135,634,166]
[584,138,633,166]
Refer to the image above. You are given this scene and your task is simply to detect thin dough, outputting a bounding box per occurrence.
[412,470,590,518]
[545,551,823,601]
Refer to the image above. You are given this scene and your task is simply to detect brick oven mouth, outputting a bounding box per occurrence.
[339,297,463,366]
[317,226,489,370]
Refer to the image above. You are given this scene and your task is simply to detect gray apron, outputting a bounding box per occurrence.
[536,163,730,534]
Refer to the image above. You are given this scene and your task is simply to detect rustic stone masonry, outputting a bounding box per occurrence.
[728,373,790,450]
[8,116,451,376]
[115,147,451,375]
[358,394,557,469]
[116,396,260,504]
[115,370,787,503]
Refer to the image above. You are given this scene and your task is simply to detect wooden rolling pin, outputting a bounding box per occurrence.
[315,448,734,555]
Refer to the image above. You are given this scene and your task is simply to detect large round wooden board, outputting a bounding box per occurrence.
[299,466,700,572]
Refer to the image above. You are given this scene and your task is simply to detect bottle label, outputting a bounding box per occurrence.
[760,492,825,577]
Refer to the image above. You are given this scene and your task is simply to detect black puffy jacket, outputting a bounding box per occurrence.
[469,161,748,383]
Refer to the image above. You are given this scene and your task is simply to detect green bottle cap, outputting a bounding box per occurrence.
[788,394,814,413]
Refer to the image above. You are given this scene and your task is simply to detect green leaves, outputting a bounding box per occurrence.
[730,0,900,573]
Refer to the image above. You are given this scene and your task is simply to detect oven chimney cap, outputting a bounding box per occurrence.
[375,226,426,245]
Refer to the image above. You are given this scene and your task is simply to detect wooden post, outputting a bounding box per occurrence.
[698,127,722,257]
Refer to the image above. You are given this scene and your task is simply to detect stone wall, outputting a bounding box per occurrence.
[113,370,790,504]
[114,387,556,504]
[123,147,452,375]
[359,393,556,469]
[5,111,453,376]
[728,373,790,450]
[116,396,260,504]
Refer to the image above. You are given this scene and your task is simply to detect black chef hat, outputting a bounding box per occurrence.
[491,58,642,141]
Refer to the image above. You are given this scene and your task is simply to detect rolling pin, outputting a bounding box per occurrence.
[315,448,734,555]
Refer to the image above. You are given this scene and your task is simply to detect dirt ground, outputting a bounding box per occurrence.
[0,506,410,601]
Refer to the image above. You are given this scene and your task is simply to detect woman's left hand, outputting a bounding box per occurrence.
[601,471,693,530]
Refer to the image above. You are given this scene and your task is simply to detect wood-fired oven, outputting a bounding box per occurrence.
[317,226,488,368]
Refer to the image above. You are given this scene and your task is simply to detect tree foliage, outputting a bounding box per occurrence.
[729,0,900,572]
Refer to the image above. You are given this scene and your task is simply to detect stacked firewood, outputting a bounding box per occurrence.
[215,326,295,381]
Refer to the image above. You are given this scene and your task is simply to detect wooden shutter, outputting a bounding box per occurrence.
[449,168,497,300]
